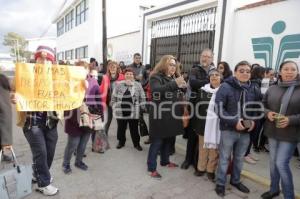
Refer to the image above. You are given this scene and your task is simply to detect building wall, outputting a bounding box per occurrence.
[55,0,103,63]
[222,0,300,69]
[107,31,141,65]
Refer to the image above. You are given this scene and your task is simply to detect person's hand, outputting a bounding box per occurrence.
[236,119,246,131]
[175,76,186,88]
[248,121,255,132]
[125,80,133,86]
[267,111,277,122]
[10,93,17,104]
[276,116,289,128]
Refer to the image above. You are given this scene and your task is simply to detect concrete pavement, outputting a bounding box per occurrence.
[6,109,294,199]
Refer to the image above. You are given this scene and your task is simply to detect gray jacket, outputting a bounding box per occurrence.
[263,79,300,143]
[0,74,13,146]
[111,80,146,119]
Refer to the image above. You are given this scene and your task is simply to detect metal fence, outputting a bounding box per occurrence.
[150,7,217,72]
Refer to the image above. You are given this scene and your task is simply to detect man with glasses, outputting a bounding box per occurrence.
[181,48,215,171]
[214,61,263,197]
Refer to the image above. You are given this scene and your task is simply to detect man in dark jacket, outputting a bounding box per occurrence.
[214,61,263,197]
[128,53,148,86]
[0,74,13,161]
[181,48,215,171]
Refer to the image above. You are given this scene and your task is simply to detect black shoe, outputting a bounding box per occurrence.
[75,161,88,171]
[215,185,225,197]
[230,182,250,193]
[180,161,190,170]
[134,145,143,151]
[207,172,215,181]
[62,164,72,174]
[261,191,280,199]
[194,170,205,177]
[116,143,125,149]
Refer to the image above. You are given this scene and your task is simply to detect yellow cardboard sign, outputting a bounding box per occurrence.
[15,63,87,111]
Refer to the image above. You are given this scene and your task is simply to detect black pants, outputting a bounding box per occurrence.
[104,106,113,135]
[183,128,198,169]
[117,119,140,147]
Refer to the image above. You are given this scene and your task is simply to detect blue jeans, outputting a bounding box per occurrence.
[23,126,58,187]
[216,130,250,186]
[63,128,92,166]
[268,138,297,199]
[147,137,173,172]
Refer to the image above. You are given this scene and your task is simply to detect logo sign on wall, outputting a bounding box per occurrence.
[251,20,300,71]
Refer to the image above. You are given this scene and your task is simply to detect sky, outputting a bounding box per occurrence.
[0,0,177,53]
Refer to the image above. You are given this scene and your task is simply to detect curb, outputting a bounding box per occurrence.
[241,170,300,199]
[175,142,300,199]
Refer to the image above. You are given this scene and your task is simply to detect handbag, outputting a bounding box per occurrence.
[138,114,149,137]
[79,102,104,131]
[92,130,110,153]
[0,148,32,199]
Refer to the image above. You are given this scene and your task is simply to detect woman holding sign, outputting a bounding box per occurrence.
[15,46,59,196]
[262,61,300,199]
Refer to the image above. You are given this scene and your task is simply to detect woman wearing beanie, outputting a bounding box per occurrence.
[12,45,59,196]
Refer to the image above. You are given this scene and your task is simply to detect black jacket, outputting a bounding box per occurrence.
[0,74,12,145]
[189,88,211,136]
[149,73,184,139]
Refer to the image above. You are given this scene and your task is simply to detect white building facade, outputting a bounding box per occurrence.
[53,0,103,63]
[142,0,300,70]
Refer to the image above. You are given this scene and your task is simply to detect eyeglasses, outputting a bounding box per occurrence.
[237,69,251,74]
[169,63,176,67]
[210,73,220,77]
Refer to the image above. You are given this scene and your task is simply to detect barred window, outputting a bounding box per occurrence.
[65,10,74,32]
[57,52,64,60]
[57,18,64,36]
[75,46,88,59]
[76,0,88,26]
[65,49,73,60]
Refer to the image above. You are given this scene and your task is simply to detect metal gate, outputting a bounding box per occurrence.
[150,7,217,72]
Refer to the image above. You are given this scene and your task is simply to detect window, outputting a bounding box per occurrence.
[57,52,64,60]
[65,49,73,60]
[57,18,64,36]
[75,46,88,59]
[65,10,74,32]
[76,0,88,26]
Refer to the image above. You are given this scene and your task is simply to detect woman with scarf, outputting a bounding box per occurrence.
[261,60,300,199]
[190,69,221,181]
[111,67,146,151]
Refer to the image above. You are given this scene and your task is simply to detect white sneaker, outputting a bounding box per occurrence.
[37,184,59,196]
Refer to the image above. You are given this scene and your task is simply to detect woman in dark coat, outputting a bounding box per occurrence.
[62,66,102,174]
[261,61,300,199]
[147,55,187,179]
[0,74,13,160]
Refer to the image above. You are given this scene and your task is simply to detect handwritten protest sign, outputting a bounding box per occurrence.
[15,63,87,111]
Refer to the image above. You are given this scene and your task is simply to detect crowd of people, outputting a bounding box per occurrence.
[0,45,300,199]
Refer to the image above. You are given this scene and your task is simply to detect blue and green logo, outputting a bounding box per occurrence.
[251,20,300,71]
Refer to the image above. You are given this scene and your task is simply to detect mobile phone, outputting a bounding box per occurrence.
[241,120,252,129]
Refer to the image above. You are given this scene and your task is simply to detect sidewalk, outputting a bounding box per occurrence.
[176,134,300,199]
[6,109,274,199]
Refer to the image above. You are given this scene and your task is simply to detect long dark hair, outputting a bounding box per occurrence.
[251,66,265,80]
[217,61,232,79]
